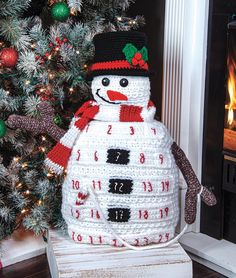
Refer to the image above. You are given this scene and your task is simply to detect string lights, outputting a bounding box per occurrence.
[13,156,20,162]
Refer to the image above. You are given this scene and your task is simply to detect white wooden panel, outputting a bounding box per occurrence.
[162,0,184,143]
[47,229,192,278]
[0,229,46,268]
[162,0,210,233]
[180,232,236,277]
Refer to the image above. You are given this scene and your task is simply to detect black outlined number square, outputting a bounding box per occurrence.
[107,149,130,165]
[109,179,133,194]
[108,208,130,222]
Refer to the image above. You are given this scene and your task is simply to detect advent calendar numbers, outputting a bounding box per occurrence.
[151,128,157,135]
[107,124,112,134]
[160,207,169,218]
[108,208,130,222]
[159,154,164,164]
[107,149,130,165]
[72,180,80,190]
[143,181,153,192]
[161,180,169,192]
[130,126,135,135]
[140,153,145,164]
[108,179,133,194]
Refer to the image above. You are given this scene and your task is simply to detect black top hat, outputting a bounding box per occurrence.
[89,31,150,78]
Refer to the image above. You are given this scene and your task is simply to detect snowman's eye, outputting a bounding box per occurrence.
[120,78,129,87]
[102,78,110,86]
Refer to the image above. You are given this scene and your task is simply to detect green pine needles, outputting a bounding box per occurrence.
[0,0,144,241]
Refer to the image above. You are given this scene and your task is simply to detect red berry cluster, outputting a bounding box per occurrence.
[35,37,70,64]
[131,52,145,67]
[36,89,56,101]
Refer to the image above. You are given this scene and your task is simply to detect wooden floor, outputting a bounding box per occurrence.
[0,254,226,278]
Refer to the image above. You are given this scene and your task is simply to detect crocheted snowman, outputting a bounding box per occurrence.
[45,31,216,247]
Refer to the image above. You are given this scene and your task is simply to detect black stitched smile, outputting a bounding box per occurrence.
[96,89,121,105]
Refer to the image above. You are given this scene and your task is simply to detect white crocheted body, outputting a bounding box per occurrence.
[61,120,179,247]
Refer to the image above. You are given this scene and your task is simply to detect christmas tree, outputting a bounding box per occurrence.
[0,0,144,240]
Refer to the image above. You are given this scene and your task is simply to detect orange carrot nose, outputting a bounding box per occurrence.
[107,90,128,101]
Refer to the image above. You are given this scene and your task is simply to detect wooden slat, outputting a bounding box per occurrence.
[47,229,192,278]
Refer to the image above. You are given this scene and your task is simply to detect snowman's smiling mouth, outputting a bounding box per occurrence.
[96,89,121,104]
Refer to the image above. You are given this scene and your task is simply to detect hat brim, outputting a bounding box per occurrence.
[86,69,151,81]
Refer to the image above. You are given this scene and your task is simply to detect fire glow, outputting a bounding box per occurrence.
[225,55,236,126]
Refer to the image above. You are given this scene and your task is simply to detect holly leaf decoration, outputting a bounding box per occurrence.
[140,46,148,62]
[122,43,138,63]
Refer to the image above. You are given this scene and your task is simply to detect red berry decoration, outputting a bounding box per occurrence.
[0,48,18,68]
[131,57,139,66]
[134,52,142,60]
[138,59,145,67]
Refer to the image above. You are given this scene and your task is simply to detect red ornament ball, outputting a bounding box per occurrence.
[0,48,19,68]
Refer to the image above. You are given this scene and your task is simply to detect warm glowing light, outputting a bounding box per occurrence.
[117,17,122,21]
[225,55,236,126]
[13,156,20,162]
[25,80,30,85]
[69,87,74,92]
[42,136,46,141]
[22,162,28,169]
[228,108,234,126]
[21,209,27,214]
[25,190,30,195]
[41,147,46,152]
[70,7,77,16]
[76,50,80,54]
[5,91,10,95]
[55,47,60,51]
[47,170,55,178]
[38,200,42,205]
[16,182,22,188]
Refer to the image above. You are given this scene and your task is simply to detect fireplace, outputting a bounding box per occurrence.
[222,20,236,244]
[130,0,236,247]
[201,1,236,244]
[224,21,236,151]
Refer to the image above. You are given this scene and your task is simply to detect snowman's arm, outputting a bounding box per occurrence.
[6,102,66,141]
[171,142,217,224]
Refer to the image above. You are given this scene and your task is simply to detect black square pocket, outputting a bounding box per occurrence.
[107,149,130,165]
[109,179,133,194]
[108,208,130,222]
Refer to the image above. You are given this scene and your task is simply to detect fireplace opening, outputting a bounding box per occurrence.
[202,0,236,244]
[222,20,236,243]
[224,21,236,152]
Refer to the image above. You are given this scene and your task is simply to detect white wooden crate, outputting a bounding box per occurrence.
[0,229,46,268]
[47,230,192,278]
